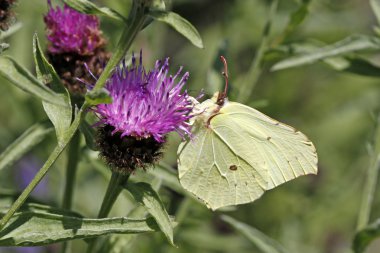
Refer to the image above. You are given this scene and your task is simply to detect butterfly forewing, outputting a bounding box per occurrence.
[219,102,318,189]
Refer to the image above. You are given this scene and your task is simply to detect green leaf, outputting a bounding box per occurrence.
[0,56,65,106]
[221,215,289,253]
[268,42,380,77]
[79,120,97,150]
[33,34,72,143]
[124,182,175,246]
[327,57,380,77]
[148,10,203,48]
[370,0,380,25]
[0,121,53,172]
[85,88,112,106]
[353,219,380,253]
[0,205,164,246]
[272,35,380,71]
[63,0,127,22]
[96,205,148,253]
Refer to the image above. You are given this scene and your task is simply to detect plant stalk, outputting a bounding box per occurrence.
[61,131,81,253]
[237,0,278,103]
[92,5,147,92]
[86,172,130,253]
[357,115,380,230]
[98,172,130,218]
[62,131,81,210]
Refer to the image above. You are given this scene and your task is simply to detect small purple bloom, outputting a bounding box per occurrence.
[94,52,195,142]
[44,1,104,55]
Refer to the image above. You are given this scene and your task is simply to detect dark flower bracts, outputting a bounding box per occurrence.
[44,1,110,95]
[94,53,195,173]
[0,0,16,31]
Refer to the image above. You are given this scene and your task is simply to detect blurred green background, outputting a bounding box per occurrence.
[1,0,380,252]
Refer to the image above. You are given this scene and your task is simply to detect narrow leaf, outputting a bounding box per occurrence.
[221,215,289,253]
[272,35,380,71]
[0,121,53,172]
[353,219,380,253]
[0,207,163,246]
[33,34,65,93]
[63,0,126,22]
[329,57,380,77]
[96,205,148,253]
[0,56,65,106]
[124,182,175,246]
[33,34,72,143]
[149,10,203,48]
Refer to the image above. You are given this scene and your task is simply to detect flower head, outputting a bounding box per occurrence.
[94,52,194,142]
[94,52,196,173]
[44,1,104,55]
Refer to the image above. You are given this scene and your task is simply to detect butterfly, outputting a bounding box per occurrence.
[177,56,318,210]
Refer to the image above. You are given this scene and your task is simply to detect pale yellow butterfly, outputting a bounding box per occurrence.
[177,56,318,210]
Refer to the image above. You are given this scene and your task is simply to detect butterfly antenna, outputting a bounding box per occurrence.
[217,56,229,105]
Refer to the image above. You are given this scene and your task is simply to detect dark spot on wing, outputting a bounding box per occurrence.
[229,165,238,171]
[267,136,271,141]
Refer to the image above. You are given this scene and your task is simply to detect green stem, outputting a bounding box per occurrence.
[62,131,81,210]
[92,6,147,92]
[237,0,278,103]
[61,131,80,253]
[98,172,130,218]
[357,115,380,230]
[0,107,86,230]
[86,172,130,253]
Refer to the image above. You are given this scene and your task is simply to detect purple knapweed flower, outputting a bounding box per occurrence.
[43,1,110,95]
[94,52,196,173]
[44,0,104,56]
[95,53,194,142]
